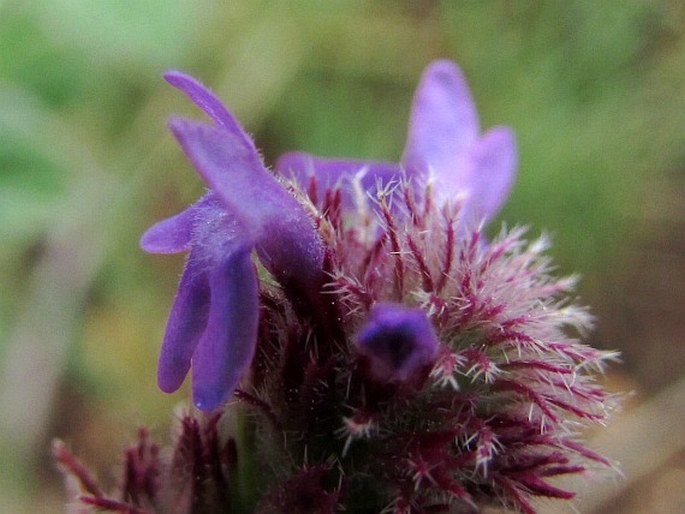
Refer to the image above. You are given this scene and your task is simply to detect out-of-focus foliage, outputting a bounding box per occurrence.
[0,1,683,512]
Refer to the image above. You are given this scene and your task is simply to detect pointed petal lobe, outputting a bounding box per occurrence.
[402,60,480,192]
[191,244,259,411]
[164,70,256,152]
[140,207,195,254]
[157,253,211,393]
[168,118,283,228]
[139,193,218,254]
[466,126,517,224]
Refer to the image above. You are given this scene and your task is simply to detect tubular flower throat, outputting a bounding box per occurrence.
[135,60,619,513]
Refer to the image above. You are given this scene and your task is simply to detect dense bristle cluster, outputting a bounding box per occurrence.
[240,178,618,513]
[55,178,617,514]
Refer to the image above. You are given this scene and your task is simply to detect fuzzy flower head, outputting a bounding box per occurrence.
[135,61,619,514]
[277,60,517,227]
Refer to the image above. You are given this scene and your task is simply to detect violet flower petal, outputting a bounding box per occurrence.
[140,193,218,254]
[466,126,518,224]
[156,197,253,401]
[191,243,259,411]
[274,60,518,225]
[276,151,402,207]
[147,72,330,411]
[401,60,480,200]
[157,252,211,393]
[140,207,195,254]
[164,70,257,153]
[356,303,439,383]
[168,118,324,294]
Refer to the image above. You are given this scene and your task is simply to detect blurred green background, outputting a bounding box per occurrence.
[1,1,684,512]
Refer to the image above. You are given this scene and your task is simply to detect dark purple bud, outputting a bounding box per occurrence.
[355,303,439,383]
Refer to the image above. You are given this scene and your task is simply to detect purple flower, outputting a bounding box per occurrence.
[277,60,517,226]
[124,62,619,514]
[141,72,325,411]
[355,303,438,383]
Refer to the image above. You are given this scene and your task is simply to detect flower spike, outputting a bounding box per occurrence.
[124,63,618,514]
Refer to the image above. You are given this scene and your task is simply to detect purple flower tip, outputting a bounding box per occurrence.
[355,303,439,383]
